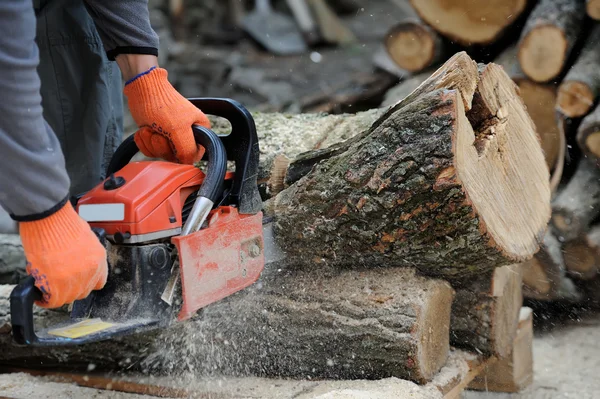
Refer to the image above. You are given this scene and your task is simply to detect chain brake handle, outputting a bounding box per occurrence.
[105,98,261,215]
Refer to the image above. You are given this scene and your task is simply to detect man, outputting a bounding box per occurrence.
[0,0,210,308]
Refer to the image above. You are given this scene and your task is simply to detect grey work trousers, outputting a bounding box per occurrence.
[0,0,123,233]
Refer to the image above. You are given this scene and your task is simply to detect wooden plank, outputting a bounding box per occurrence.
[468,307,534,393]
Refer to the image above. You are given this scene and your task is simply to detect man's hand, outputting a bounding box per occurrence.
[19,202,107,308]
[119,55,210,165]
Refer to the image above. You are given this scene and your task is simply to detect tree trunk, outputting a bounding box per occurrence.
[409,0,528,45]
[551,158,600,242]
[522,231,582,301]
[450,264,523,358]
[556,25,600,118]
[385,19,445,73]
[270,53,550,281]
[517,0,586,83]
[0,53,550,383]
[564,225,600,280]
[587,0,600,19]
[576,102,600,162]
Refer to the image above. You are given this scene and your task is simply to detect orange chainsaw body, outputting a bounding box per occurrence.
[76,161,264,321]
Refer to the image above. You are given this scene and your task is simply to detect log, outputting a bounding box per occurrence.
[271,52,550,280]
[587,0,600,20]
[450,264,523,358]
[0,53,550,382]
[563,225,600,280]
[551,158,600,242]
[577,102,600,162]
[522,230,582,301]
[556,25,600,118]
[384,19,445,73]
[517,0,586,83]
[409,0,528,45]
[469,307,533,393]
[0,268,455,384]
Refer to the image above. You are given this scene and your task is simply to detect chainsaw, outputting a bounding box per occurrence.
[9,98,282,346]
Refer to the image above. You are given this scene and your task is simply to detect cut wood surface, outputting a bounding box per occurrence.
[517,0,586,83]
[469,307,534,393]
[385,19,444,73]
[551,158,600,242]
[495,45,564,174]
[409,0,528,45]
[577,102,600,162]
[270,52,550,280]
[564,225,600,280]
[588,0,600,19]
[451,265,523,358]
[522,231,582,301]
[556,25,600,118]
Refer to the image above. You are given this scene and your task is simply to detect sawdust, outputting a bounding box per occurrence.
[0,373,168,399]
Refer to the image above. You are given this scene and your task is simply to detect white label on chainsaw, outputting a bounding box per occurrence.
[78,203,125,222]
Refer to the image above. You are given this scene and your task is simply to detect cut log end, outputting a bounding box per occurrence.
[458,63,550,260]
[491,265,523,358]
[564,240,598,280]
[557,81,595,118]
[514,79,561,170]
[385,22,438,72]
[418,280,455,379]
[409,0,527,45]
[518,26,567,83]
[585,132,600,158]
[588,0,600,19]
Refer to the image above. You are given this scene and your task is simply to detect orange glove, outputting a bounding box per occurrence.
[19,202,108,309]
[124,67,211,165]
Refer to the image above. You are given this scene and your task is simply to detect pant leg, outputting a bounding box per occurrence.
[35,0,124,195]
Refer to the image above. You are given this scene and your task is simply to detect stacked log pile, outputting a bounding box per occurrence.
[381,0,600,305]
[0,53,544,397]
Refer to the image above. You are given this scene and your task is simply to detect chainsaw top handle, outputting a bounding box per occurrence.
[106,98,262,215]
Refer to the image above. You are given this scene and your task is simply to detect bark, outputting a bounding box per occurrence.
[576,102,600,162]
[556,25,600,118]
[563,225,600,280]
[0,234,25,285]
[522,231,582,301]
[551,158,600,242]
[409,0,528,45]
[450,265,523,358]
[385,19,445,73]
[587,0,600,19]
[517,0,586,83]
[270,53,550,281]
